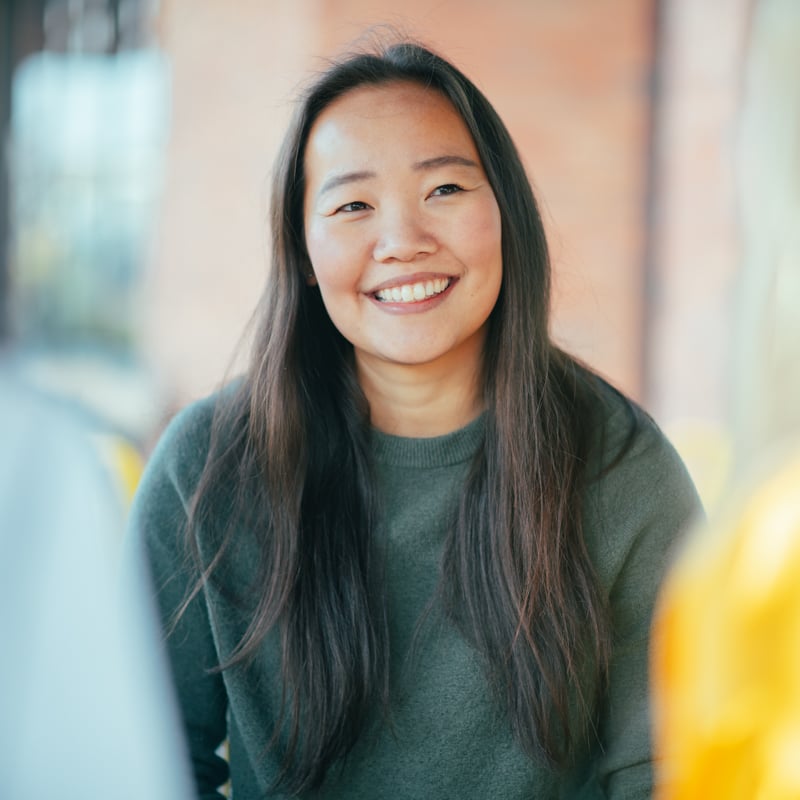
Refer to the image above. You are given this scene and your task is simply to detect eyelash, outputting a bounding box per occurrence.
[430,183,464,196]
[337,201,370,213]
[335,184,465,213]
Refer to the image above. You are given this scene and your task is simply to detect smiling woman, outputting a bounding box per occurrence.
[129,38,702,800]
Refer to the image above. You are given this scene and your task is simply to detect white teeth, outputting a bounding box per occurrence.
[375,278,451,304]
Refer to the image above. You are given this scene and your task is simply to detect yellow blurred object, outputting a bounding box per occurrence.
[94,434,145,507]
[651,451,800,799]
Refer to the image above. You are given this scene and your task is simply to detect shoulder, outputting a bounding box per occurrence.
[143,393,218,502]
[133,382,244,518]
[582,379,703,593]
[129,385,245,584]
[592,381,697,512]
[0,369,124,547]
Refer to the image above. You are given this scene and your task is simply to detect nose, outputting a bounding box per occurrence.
[372,206,437,263]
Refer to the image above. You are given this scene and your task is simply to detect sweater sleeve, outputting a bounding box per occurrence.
[128,398,230,800]
[586,406,703,799]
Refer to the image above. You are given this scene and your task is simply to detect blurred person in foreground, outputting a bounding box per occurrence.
[0,366,192,799]
[651,0,800,795]
[652,452,800,799]
[130,38,701,799]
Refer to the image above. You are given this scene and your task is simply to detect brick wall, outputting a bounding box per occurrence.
[148,0,655,407]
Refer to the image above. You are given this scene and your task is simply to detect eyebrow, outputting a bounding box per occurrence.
[316,155,480,197]
[318,170,376,196]
[412,155,481,171]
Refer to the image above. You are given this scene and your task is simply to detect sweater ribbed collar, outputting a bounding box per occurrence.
[370,412,486,468]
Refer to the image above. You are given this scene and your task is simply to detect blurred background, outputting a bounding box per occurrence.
[1,0,798,508]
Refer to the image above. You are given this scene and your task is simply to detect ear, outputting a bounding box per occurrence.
[305,272,318,287]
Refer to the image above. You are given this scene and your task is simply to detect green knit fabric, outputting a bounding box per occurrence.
[130,385,701,799]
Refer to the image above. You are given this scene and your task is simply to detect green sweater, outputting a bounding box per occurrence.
[130,386,700,799]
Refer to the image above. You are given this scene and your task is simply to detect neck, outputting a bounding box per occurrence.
[356,353,485,438]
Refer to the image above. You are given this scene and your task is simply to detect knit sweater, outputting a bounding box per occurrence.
[130,385,701,799]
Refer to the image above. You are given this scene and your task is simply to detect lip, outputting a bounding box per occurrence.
[365,273,458,313]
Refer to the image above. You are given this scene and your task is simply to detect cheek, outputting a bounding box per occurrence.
[305,228,347,288]
[463,200,502,266]
[464,201,503,311]
[305,222,365,291]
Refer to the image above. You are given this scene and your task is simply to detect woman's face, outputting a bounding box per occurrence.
[303,81,503,379]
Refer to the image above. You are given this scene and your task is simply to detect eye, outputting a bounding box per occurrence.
[430,183,464,197]
[336,200,371,213]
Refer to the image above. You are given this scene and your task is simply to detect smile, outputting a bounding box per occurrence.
[374,278,452,304]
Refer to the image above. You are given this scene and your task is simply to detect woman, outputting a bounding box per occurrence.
[131,40,701,799]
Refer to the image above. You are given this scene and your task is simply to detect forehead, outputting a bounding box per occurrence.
[304,81,478,165]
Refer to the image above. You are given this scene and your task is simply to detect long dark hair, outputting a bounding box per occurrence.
[188,39,621,794]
